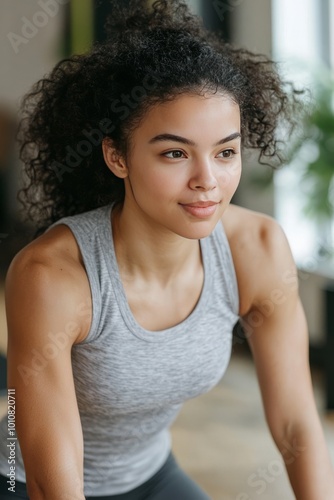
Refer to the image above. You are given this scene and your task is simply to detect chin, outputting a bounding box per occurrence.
[174,221,219,240]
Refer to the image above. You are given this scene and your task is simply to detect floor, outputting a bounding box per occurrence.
[0,284,334,499]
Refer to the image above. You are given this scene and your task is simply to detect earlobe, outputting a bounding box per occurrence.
[102,138,128,179]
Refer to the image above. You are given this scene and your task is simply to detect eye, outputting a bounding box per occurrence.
[162,150,186,159]
[217,149,236,159]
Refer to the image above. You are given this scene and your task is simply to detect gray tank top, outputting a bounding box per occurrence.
[0,203,239,496]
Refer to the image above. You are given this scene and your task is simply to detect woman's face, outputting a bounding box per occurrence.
[121,93,242,240]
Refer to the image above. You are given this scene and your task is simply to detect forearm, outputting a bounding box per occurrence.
[280,422,334,499]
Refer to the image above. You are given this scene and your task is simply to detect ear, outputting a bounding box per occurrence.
[102,138,129,179]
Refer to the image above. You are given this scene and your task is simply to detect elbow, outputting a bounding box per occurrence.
[268,417,309,466]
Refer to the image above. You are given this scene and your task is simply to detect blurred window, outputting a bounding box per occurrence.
[272,0,334,270]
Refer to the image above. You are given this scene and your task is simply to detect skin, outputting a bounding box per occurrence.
[5,94,334,499]
[102,94,242,331]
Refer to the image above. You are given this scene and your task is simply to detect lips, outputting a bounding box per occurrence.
[181,201,219,208]
[179,201,220,219]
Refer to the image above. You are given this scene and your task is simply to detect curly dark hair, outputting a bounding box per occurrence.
[17,0,302,237]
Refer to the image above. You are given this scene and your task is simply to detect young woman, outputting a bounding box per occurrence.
[0,1,333,498]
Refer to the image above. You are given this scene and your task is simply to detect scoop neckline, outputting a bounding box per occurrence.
[101,204,211,343]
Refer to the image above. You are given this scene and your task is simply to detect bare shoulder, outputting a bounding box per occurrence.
[222,204,288,253]
[6,224,92,345]
[221,204,297,316]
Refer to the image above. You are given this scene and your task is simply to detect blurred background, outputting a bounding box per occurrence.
[0,1,334,498]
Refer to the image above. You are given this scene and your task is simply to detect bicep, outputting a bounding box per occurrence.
[5,253,85,495]
[241,221,319,445]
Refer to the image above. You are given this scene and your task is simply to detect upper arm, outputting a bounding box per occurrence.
[5,247,86,497]
[241,218,318,446]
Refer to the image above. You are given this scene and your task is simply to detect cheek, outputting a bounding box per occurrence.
[218,162,242,194]
[138,167,185,195]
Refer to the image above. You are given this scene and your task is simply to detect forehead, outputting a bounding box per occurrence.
[132,93,241,143]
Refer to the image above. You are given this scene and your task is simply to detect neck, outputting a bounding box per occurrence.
[111,203,201,285]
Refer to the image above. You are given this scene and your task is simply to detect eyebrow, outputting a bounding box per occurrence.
[148,132,241,147]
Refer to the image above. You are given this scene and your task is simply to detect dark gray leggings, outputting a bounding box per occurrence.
[0,452,212,499]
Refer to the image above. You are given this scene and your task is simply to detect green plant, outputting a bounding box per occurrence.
[289,71,334,221]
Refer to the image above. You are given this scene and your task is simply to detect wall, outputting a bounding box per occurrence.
[229,0,275,217]
[0,0,64,107]
[186,0,202,14]
[0,0,65,217]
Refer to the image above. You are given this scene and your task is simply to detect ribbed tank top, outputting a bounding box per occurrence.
[0,203,239,497]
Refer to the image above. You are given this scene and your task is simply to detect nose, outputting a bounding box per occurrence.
[188,159,217,191]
